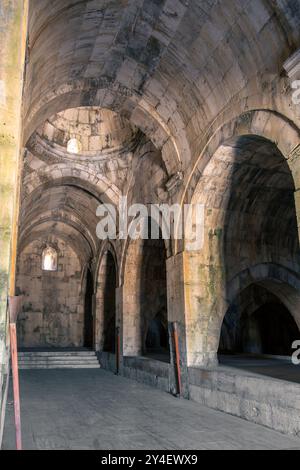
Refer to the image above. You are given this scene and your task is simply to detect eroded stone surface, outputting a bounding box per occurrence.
[2,1,300,443]
[3,369,300,450]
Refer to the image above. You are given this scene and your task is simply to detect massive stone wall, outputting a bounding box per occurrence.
[17,239,84,348]
[0,0,28,447]
[17,0,300,369]
[1,0,300,439]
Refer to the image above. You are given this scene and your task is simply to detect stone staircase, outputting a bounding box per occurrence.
[17,349,101,370]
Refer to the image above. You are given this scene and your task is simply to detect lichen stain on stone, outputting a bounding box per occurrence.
[0,269,8,296]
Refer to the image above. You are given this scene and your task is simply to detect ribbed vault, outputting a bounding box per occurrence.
[24,0,300,168]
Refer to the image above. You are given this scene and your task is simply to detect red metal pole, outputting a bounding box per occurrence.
[9,323,22,450]
[9,296,23,451]
[173,322,182,396]
[116,327,120,375]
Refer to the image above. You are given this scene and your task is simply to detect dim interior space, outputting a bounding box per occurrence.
[1,0,300,450]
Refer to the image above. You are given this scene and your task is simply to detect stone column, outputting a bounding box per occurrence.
[94,256,108,351]
[0,0,29,448]
[122,243,143,357]
[122,283,142,357]
[182,250,223,370]
[168,248,225,377]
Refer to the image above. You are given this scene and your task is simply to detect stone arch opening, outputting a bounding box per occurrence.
[95,248,118,354]
[17,237,85,348]
[222,136,298,280]
[122,218,170,362]
[219,283,300,357]
[83,267,94,349]
[42,246,58,272]
[216,134,300,369]
[185,133,300,368]
[140,218,170,362]
[102,252,117,354]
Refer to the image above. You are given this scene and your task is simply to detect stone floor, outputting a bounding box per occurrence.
[219,355,300,384]
[3,369,300,450]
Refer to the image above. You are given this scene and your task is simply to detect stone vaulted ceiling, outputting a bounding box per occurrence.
[37,107,139,156]
[19,0,300,263]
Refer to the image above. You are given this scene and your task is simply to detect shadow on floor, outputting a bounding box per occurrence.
[219,354,300,384]
[3,369,300,450]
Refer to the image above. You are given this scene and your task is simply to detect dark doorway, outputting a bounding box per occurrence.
[141,218,170,362]
[84,268,94,348]
[219,298,299,356]
[146,311,169,351]
[251,303,299,356]
[103,252,117,353]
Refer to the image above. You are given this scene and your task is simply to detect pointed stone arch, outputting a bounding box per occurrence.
[94,241,119,352]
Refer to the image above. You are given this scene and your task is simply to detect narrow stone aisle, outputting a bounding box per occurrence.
[3,370,300,450]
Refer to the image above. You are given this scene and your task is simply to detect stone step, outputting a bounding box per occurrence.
[19,364,101,370]
[19,360,100,366]
[19,363,100,369]
[18,353,96,361]
[17,350,101,370]
[18,351,96,357]
[18,360,100,363]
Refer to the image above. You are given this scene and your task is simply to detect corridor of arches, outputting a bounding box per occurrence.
[2,0,300,447]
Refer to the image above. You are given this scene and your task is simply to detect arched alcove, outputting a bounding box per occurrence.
[140,218,170,362]
[84,268,94,348]
[219,284,300,357]
[95,249,118,353]
[122,218,170,362]
[17,237,85,348]
[184,133,300,367]
[42,246,58,272]
[102,252,117,354]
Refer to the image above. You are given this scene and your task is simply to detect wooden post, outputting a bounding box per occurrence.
[9,296,23,451]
